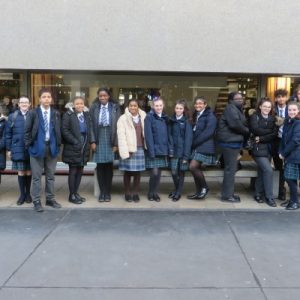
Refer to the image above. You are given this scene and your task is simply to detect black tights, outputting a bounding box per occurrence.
[148,168,161,196]
[189,160,207,192]
[96,163,113,195]
[123,171,141,195]
[171,168,185,195]
[68,166,84,195]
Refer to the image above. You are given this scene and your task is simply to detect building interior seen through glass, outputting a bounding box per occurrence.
[30,73,262,116]
[1,72,300,117]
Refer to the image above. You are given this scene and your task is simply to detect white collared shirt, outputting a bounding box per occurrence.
[41,106,50,141]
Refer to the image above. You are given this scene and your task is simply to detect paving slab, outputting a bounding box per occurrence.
[263,288,300,300]
[5,211,256,288]
[0,210,66,286]
[224,211,300,288]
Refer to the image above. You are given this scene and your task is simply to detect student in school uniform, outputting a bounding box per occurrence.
[187,96,217,200]
[24,88,62,212]
[279,101,300,210]
[144,98,169,202]
[0,108,7,184]
[6,96,32,205]
[61,96,95,204]
[117,99,146,202]
[168,99,193,201]
[89,87,121,202]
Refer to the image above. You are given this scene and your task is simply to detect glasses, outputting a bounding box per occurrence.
[233,97,243,101]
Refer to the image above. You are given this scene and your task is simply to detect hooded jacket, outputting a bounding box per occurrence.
[217,101,249,143]
[6,110,29,161]
[61,107,94,165]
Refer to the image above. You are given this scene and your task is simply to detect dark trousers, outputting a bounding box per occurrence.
[221,147,241,199]
[96,163,113,196]
[272,137,285,195]
[253,156,273,199]
[30,145,57,203]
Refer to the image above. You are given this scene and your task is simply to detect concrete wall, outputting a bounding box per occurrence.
[1,0,299,73]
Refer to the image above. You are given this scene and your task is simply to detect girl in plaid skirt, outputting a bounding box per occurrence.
[279,101,300,210]
[144,98,169,202]
[6,96,31,205]
[188,96,217,200]
[117,99,146,202]
[90,87,121,202]
[168,100,193,201]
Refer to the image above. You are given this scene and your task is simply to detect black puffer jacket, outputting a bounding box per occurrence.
[249,113,278,157]
[217,102,249,143]
[61,109,95,165]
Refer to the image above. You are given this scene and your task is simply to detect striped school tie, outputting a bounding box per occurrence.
[101,106,108,126]
[43,111,49,134]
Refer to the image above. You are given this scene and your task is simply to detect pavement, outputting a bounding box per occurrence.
[1,209,300,300]
[0,174,290,210]
[1,174,299,299]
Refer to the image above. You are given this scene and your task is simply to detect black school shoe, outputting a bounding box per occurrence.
[69,194,82,204]
[132,194,140,202]
[125,194,132,202]
[254,195,264,203]
[221,196,241,203]
[45,200,62,209]
[153,194,161,202]
[33,201,44,212]
[265,198,277,207]
[286,202,299,210]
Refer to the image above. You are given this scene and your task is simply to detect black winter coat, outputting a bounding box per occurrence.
[249,113,277,157]
[217,102,249,143]
[192,108,217,154]
[0,117,6,170]
[6,110,29,161]
[61,110,94,166]
[168,115,193,160]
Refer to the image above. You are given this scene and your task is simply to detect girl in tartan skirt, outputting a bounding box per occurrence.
[168,99,193,201]
[117,99,146,202]
[90,87,121,202]
[5,96,31,205]
[279,101,300,210]
[144,98,169,202]
[188,96,217,200]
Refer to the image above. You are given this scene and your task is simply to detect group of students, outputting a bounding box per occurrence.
[1,86,300,212]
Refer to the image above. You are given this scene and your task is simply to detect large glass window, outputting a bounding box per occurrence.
[31,73,260,116]
[0,71,28,116]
